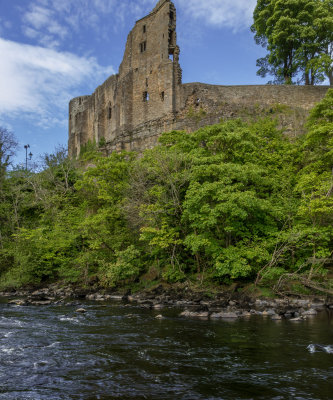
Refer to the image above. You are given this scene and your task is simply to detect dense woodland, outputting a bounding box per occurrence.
[0,89,332,295]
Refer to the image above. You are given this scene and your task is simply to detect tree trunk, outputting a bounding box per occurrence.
[328,71,333,86]
[310,70,315,85]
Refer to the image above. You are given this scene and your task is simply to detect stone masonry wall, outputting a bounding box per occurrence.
[68,0,331,157]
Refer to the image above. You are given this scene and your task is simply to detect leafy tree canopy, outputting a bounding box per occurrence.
[252,0,333,85]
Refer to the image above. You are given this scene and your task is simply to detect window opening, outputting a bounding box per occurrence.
[161,91,165,101]
[143,91,149,101]
[143,25,146,33]
[108,106,112,119]
[146,78,148,87]
[168,30,174,44]
[140,41,146,52]
[170,11,174,21]
[169,53,174,62]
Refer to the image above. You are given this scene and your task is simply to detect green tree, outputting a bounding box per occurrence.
[74,151,139,285]
[180,120,297,281]
[252,0,333,84]
[126,142,192,282]
[0,127,17,189]
[296,88,333,229]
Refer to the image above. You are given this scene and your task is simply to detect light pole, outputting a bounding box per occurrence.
[24,144,32,170]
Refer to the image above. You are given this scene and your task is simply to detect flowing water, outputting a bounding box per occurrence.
[0,298,332,399]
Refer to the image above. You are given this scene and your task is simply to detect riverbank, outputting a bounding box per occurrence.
[1,283,333,321]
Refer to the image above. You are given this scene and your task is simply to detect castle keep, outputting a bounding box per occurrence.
[68,0,330,157]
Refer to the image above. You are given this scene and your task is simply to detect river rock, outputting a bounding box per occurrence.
[108,295,124,301]
[95,294,106,301]
[76,308,86,313]
[8,299,26,306]
[240,311,252,317]
[86,293,102,300]
[30,300,53,306]
[311,302,326,310]
[302,309,317,316]
[271,314,282,320]
[291,299,310,308]
[210,312,238,319]
[180,310,209,318]
[262,309,276,316]
[153,304,164,310]
[137,299,154,305]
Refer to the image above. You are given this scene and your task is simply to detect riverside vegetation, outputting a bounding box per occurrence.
[0,89,332,298]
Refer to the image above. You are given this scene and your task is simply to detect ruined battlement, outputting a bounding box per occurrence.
[68,0,330,157]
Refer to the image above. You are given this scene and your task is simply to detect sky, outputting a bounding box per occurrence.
[0,0,268,167]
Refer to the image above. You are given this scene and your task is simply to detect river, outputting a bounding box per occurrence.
[0,298,332,399]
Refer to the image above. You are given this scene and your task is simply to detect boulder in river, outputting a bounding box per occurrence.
[210,312,239,319]
[8,299,26,306]
[302,309,318,316]
[180,310,209,318]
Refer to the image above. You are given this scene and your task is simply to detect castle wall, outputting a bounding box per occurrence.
[68,0,331,158]
[177,83,330,137]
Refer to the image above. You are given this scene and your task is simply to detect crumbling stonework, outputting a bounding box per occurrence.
[68,0,330,157]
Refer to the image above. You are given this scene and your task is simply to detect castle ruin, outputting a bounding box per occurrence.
[68,0,330,157]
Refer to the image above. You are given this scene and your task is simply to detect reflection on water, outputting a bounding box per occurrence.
[0,299,332,399]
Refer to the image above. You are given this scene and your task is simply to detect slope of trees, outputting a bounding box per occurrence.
[0,90,332,294]
[252,0,333,84]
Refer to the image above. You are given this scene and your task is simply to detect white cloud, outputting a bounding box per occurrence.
[23,26,39,39]
[24,5,53,29]
[177,0,256,32]
[22,4,68,47]
[0,17,12,36]
[20,0,256,50]
[21,0,157,47]
[0,38,114,127]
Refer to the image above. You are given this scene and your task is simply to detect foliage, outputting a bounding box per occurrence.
[98,137,106,148]
[102,245,142,286]
[0,127,17,189]
[0,90,332,290]
[186,106,207,123]
[252,0,333,84]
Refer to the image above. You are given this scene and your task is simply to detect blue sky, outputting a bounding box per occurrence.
[0,0,267,166]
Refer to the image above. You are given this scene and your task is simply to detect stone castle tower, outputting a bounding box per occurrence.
[69,0,182,157]
[68,0,330,157]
